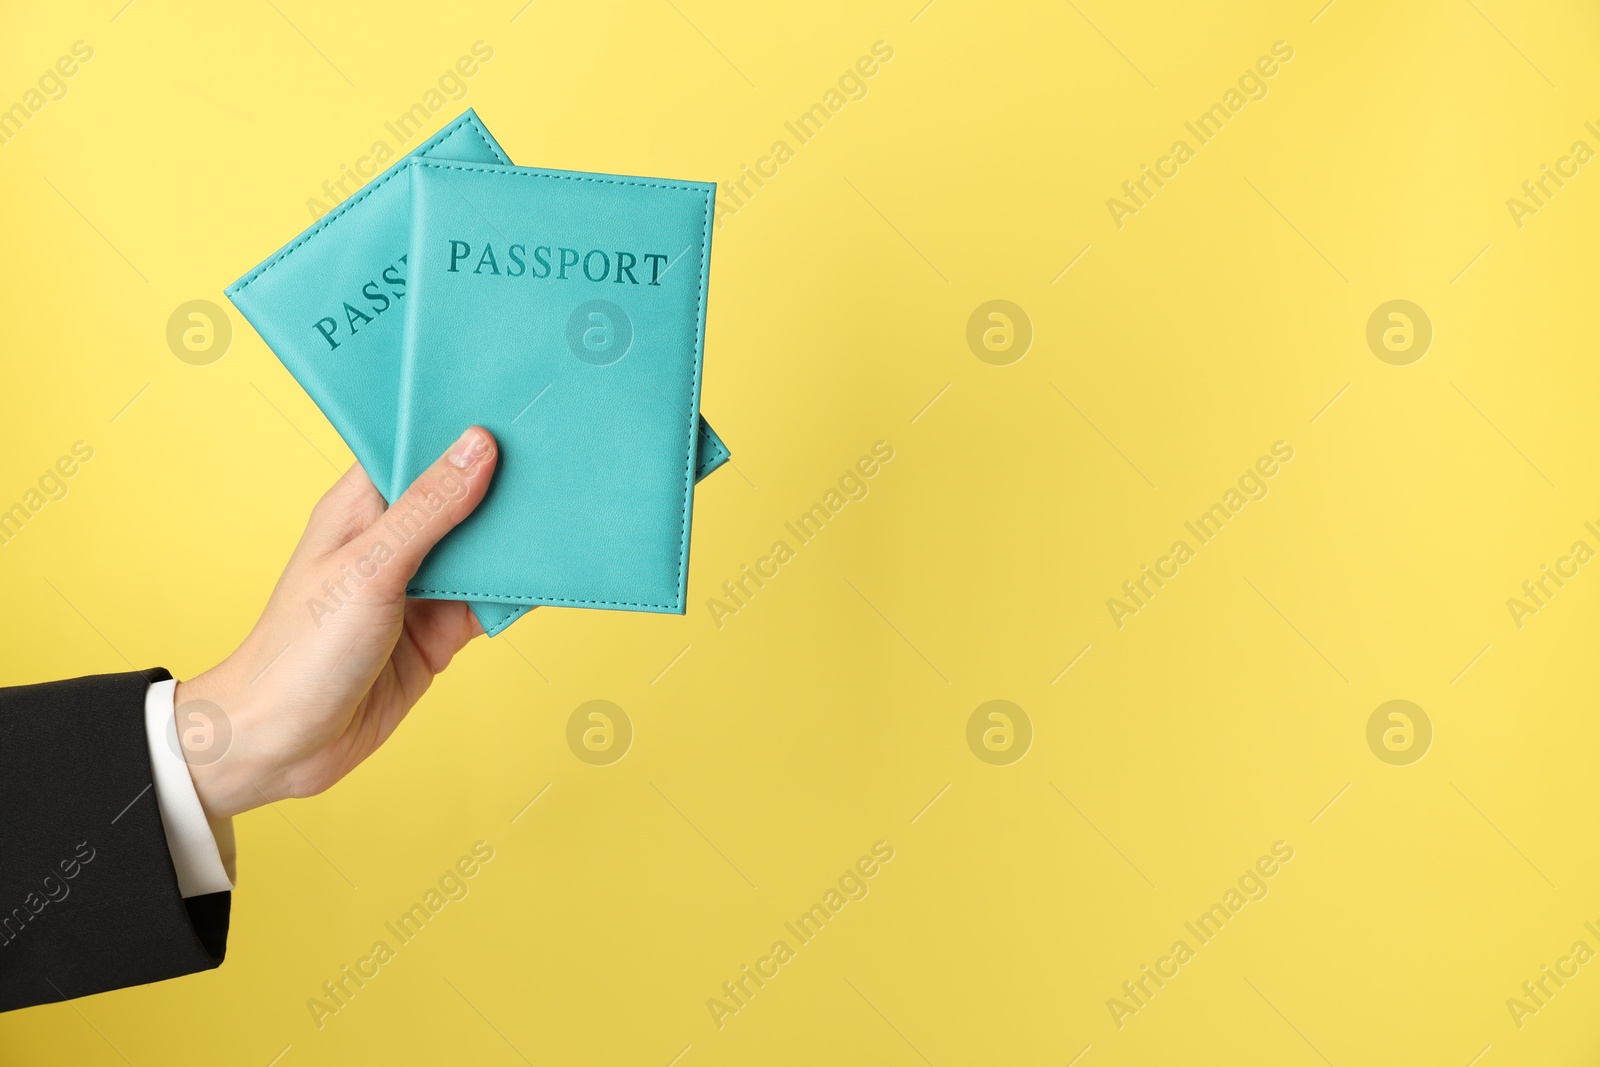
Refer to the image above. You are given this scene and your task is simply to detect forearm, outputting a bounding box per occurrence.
[0,669,230,1013]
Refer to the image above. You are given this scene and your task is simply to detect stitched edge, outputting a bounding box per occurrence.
[422,590,684,608]
[678,182,713,610]
[480,605,526,635]
[695,424,729,474]
[480,421,719,622]
[224,110,529,632]
[218,113,703,621]
[225,110,523,627]
[697,438,728,472]
[402,160,713,613]
[226,113,509,295]
[407,158,712,194]
[481,603,527,623]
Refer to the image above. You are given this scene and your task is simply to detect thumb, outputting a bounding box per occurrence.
[346,426,498,587]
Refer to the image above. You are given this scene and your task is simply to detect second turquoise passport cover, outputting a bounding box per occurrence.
[397,160,714,614]
[224,110,728,636]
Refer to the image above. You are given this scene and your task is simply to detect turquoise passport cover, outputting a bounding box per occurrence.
[224,111,728,635]
[396,159,714,614]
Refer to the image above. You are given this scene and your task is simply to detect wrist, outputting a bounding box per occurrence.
[173,667,279,820]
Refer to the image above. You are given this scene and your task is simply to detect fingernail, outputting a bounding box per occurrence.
[447,428,490,470]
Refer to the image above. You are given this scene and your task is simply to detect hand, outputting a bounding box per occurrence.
[173,426,498,820]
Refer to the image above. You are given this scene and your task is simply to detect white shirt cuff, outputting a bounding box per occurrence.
[144,678,235,897]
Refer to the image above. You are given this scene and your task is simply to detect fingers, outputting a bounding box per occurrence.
[344,427,498,589]
[299,463,387,558]
[402,597,487,674]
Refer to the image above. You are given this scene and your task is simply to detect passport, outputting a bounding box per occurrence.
[395,159,715,614]
[225,110,728,635]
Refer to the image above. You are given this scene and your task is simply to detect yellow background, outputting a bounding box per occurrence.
[3,0,1600,1063]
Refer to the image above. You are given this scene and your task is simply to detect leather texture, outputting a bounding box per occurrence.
[224,110,728,636]
[397,159,714,615]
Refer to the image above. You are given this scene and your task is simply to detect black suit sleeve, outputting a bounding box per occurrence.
[0,668,230,1012]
